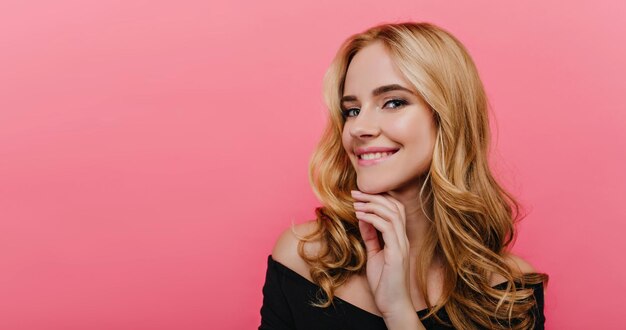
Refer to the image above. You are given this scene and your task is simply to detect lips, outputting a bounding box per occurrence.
[356,148,400,166]
[355,146,400,156]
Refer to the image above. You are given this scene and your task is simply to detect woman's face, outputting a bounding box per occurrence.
[341,41,437,194]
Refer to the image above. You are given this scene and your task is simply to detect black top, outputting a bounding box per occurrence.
[259,255,545,330]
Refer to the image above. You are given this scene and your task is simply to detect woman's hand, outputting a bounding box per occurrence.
[352,190,423,329]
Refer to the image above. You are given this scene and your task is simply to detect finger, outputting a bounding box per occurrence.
[351,190,398,212]
[381,193,407,227]
[353,191,409,250]
[357,219,381,259]
[380,194,410,249]
[352,190,405,231]
[354,201,408,253]
[355,211,401,256]
[353,201,397,225]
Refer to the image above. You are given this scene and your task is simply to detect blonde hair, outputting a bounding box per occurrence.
[299,22,548,329]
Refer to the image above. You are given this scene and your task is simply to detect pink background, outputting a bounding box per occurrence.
[1,1,624,329]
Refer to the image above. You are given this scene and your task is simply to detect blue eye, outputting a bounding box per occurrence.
[341,108,360,118]
[384,99,408,109]
[341,99,408,118]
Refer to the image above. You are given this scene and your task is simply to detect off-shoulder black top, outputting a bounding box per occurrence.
[259,255,545,330]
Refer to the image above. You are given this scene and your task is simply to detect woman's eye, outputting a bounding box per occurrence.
[341,99,406,118]
[383,99,408,109]
[342,108,360,118]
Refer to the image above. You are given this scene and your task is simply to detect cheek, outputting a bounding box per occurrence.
[385,111,437,151]
[341,125,351,150]
[387,114,420,142]
[341,126,358,167]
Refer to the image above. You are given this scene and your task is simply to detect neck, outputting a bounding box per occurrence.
[386,180,432,258]
[387,180,443,297]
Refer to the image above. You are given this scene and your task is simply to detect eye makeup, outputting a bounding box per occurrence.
[340,98,409,118]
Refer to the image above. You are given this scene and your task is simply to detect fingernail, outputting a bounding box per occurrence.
[351,190,361,196]
[353,202,365,208]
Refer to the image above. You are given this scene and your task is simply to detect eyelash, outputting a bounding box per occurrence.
[341,99,408,118]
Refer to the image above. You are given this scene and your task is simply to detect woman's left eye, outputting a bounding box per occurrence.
[383,99,408,109]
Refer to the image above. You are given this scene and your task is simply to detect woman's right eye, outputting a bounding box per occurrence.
[342,108,360,118]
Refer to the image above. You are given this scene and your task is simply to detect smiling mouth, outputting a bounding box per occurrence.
[358,150,399,160]
[357,149,399,166]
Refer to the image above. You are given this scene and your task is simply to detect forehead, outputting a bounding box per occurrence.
[343,41,411,97]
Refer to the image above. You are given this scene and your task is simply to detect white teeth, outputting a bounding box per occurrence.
[360,151,395,160]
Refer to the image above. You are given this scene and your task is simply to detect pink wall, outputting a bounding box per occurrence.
[0,1,624,329]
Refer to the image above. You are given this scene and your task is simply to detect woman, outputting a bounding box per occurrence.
[259,22,548,330]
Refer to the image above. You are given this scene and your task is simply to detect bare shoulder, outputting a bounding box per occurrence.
[271,219,322,282]
[490,253,538,286]
[504,253,537,274]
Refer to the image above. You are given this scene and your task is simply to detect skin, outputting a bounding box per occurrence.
[269,40,537,329]
[341,41,435,329]
[340,41,437,258]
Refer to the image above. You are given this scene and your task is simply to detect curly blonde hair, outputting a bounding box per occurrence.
[298,22,548,329]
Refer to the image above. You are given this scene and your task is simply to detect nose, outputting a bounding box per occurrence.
[348,105,381,139]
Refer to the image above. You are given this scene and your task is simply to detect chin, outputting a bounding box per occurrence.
[356,180,396,194]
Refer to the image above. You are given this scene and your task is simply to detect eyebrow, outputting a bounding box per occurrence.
[341,84,415,103]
